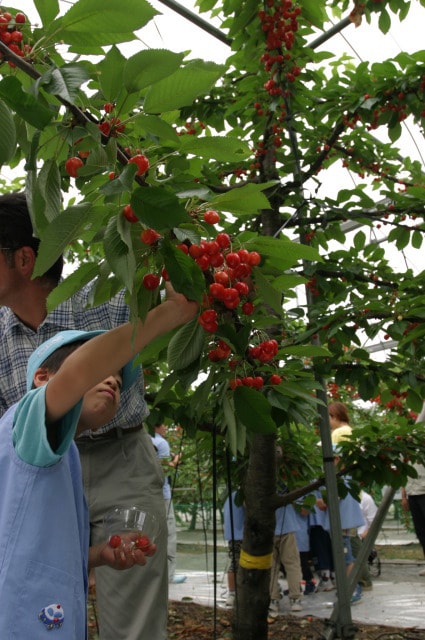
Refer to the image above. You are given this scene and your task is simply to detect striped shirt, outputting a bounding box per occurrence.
[0,282,148,434]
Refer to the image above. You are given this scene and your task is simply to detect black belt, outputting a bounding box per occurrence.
[76,424,143,443]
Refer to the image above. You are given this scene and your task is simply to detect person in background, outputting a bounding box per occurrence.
[0,279,197,637]
[401,404,425,576]
[151,423,187,584]
[402,463,425,576]
[309,490,336,592]
[269,501,303,616]
[0,191,196,640]
[223,490,245,607]
[328,401,353,445]
[351,489,378,590]
[293,505,317,595]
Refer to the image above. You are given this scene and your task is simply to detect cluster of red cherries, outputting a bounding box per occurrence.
[210,336,283,389]
[0,9,29,67]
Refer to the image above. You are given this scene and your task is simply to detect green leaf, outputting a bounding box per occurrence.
[301,0,327,27]
[34,0,60,25]
[0,100,16,166]
[281,345,331,357]
[179,136,251,164]
[249,236,322,265]
[103,217,136,292]
[252,268,284,315]
[28,159,62,230]
[144,60,225,113]
[131,187,192,230]
[0,77,53,130]
[97,46,127,102]
[388,121,402,142]
[135,115,180,144]
[353,230,366,251]
[49,0,158,46]
[211,182,275,213]
[233,387,277,434]
[123,50,185,93]
[167,318,205,370]
[40,64,90,102]
[378,9,391,34]
[33,203,92,277]
[101,164,137,196]
[46,262,100,312]
[162,239,206,303]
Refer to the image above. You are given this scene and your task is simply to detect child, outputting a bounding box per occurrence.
[223,490,245,607]
[0,286,198,638]
[269,503,303,616]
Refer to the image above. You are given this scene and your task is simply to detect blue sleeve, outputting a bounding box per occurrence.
[12,386,82,467]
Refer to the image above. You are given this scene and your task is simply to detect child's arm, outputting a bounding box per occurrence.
[44,285,198,424]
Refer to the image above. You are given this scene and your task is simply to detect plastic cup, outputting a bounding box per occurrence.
[104,506,160,552]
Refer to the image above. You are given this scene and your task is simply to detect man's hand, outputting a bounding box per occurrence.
[89,535,157,571]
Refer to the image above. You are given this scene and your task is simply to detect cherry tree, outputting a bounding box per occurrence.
[1,0,425,637]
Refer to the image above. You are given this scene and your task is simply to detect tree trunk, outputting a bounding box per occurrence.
[232,433,277,640]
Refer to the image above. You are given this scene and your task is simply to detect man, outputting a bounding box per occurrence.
[401,402,425,576]
[151,423,187,584]
[0,192,184,639]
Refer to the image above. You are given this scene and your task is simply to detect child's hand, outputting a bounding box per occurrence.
[160,282,199,328]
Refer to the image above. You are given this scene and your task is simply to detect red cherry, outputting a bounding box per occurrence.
[242,301,254,315]
[196,255,210,271]
[209,253,224,268]
[222,288,239,303]
[247,251,261,266]
[252,376,264,389]
[199,309,217,324]
[176,243,189,254]
[15,12,26,23]
[135,534,151,552]
[141,228,161,245]
[225,252,241,268]
[214,270,230,285]
[189,244,205,259]
[109,534,122,549]
[270,374,282,385]
[122,204,138,223]
[203,209,220,224]
[143,273,160,290]
[10,30,23,43]
[229,378,242,390]
[215,233,231,249]
[65,157,83,178]
[237,249,250,263]
[204,240,220,255]
[98,121,111,136]
[209,282,225,299]
[234,282,249,296]
[128,154,150,176]
[104,102,115,113]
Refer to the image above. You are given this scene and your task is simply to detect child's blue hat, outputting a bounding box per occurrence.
[26,330,139,392]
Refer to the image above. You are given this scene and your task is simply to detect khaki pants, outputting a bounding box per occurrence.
[77,428,168,640]
[270,532,302,601]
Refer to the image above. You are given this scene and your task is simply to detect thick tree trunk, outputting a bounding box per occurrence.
[232,433,277,640]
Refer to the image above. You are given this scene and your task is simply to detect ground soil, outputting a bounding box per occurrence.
[87,596,424,640]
